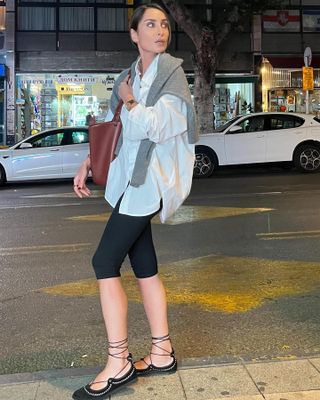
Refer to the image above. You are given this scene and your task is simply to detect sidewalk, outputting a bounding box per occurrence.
[0,356,320,400]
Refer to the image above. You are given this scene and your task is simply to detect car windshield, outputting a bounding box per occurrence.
[214,116,243,132]
[313,117,320,124]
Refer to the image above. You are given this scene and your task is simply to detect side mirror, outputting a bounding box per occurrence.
[19,142,33,149]
[228,125,242,134]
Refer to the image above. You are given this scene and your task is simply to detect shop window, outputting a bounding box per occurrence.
[269,115,304,130]
[59,7,94,31]
[97,8,128,31]
[18,7,55,31]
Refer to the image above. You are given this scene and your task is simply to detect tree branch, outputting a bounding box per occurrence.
[215,5,241,47]
[161,0,202,47]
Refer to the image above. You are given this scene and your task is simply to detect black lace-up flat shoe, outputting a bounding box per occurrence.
[72,339,137,400]
[135,334,177,376]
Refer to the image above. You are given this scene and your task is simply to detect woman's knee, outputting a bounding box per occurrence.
[132,263,158,279]
[92,252,121,279]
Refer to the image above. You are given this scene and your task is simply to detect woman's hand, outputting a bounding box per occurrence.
[73,156,92,198]
[118,75,134,104]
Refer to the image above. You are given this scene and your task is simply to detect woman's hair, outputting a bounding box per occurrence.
[129,3,172,48]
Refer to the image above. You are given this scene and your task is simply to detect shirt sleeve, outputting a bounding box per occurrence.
[104,108,114,122]
[122,94,188,144]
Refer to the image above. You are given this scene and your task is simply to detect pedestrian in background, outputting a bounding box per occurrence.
[72,3,198,399]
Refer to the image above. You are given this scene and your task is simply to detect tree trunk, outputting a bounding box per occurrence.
[192,39,218,133]
[162,0,218,133]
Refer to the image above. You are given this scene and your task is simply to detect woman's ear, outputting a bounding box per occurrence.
[130,28,138,45]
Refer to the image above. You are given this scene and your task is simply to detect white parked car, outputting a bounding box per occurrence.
[194,112,320,177]
[0,127,89,185]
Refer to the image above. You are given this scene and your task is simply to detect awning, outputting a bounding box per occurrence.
[265,56,320,69]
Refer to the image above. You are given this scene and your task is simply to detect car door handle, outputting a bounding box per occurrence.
[50,148,60,151]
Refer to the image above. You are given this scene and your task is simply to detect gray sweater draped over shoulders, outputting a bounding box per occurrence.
[110,53,198,187]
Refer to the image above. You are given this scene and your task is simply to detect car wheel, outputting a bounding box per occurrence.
[193,147,217,178]
[0,164,6,185]
[293,144,320,172]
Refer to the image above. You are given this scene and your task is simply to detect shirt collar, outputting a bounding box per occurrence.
[135,54,160,86]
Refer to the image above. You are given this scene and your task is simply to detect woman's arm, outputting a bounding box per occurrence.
[123,94,188,144]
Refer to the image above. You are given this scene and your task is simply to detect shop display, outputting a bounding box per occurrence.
[41,88,57,130]
[15,73,116,141]
[261,59,320,115]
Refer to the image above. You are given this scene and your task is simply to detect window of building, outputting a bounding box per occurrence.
[59,7,94,31]
[97,8,128,31]
[18,7,55,31]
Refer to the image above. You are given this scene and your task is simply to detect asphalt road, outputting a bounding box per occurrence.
[1,166,320,374]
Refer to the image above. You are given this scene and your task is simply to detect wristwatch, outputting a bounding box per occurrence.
[125,98,137,111]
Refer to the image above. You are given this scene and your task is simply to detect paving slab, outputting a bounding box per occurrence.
[309,358,320,373]
[213,395,264,400]
[0,382,39,400]
[245,359,320,394]
[264,390,320,399]
[111,373,185,399]
[36,376,93,400]
[179,365,260,400]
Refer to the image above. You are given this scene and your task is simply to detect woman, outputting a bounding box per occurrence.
[72,4,198,399]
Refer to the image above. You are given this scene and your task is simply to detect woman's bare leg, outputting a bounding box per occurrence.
[90,277,131,390]
[135,274,173,368]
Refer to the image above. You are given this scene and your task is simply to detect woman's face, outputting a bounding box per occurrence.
[131,8,170,57]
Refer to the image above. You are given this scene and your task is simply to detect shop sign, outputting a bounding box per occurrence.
[57,85,85,94]
[57,76,97,84]
[302,66,314,91]
[19,79,54,86]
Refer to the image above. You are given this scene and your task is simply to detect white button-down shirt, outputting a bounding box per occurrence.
[104,54,195,223]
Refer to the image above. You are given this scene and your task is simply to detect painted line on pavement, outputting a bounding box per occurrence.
[0,202,101,210]
[21,190,104,199]
[67,205,274,225]
[0,243,92,256]
[257,230,320,240]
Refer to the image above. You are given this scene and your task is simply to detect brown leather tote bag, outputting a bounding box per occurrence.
[89,99,123,186]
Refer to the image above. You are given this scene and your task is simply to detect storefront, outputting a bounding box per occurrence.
[186,74,257,128]
[15,72,120,140]
[16,71,257,138]
[261,58,320,115]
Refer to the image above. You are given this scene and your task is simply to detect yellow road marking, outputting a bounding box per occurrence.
[257,229,320,240]
[67,205,273,225]
[0,243,92,256]
[39,254,320,313]
[23,190,104,199]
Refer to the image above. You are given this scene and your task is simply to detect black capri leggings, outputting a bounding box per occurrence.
[92,197,160,280]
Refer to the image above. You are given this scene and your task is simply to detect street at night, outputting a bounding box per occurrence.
[1,167,320,375]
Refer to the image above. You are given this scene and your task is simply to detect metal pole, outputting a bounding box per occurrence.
[306,90,309,114]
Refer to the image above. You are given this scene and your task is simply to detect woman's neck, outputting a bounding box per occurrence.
[139,53,158,77]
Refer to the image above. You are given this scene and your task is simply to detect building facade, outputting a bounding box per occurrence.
[1,0,320,144]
